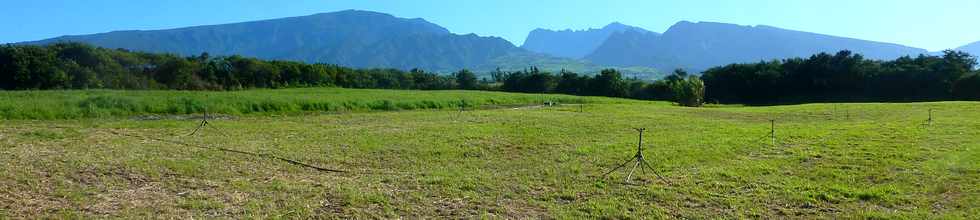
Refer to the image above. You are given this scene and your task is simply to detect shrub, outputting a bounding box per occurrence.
[670,76,705,107]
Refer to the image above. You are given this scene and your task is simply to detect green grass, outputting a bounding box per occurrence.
[0,88,617,120]
[0,89,977,218]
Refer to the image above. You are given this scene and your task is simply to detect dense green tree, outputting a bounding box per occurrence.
[953,73,980,100]
[701,50,977,104]
[408,68,455,90]
[454,69,478,90]
[490,67,506,83]
[671,75,705,107]
[499,67,557,93]
[938,50,977,94]
[154,56,200,89]
[587,69,628,97]
[555,70,588,95]
[643,81,674,101]
[664,69,689,82]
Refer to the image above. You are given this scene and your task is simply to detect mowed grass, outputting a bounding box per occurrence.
[0,88,608,120]
[0,90,977,218]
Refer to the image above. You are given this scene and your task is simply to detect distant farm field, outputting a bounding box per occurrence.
[0,89,977,218]
[0,88,625,120]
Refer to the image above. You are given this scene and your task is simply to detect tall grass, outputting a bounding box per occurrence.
[0,88,620,119]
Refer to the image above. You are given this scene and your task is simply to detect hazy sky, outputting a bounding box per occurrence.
[2,0,978,51]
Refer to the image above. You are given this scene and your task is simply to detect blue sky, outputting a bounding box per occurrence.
[2,0,978,51]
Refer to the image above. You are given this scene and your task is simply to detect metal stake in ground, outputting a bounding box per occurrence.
[601,128,671,185]
[451,104,465,122]
[833,105,837,120]
[928,109,933,126]
[187,107,211,136]
[770,119,776,146]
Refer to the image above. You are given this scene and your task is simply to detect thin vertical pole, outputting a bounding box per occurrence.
[770,119,776,146]
[637,128,644,154]
[928,109,933,125]
[632,128,645,183]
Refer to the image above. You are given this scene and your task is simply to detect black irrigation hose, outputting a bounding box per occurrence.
[107,130,347,173]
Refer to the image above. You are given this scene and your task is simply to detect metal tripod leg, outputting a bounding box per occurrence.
[602,156,637,179]
[625,160,641,183]
[187,119,208,136]
[638,158,647,178]
[642,159,672,185]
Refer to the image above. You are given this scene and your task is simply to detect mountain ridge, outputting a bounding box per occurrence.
[20,10,967,77]
[584,20,929,71]
[956,41,980,56]
[23,10,664,76]
[23,10,517,72]
[520,22,657,59]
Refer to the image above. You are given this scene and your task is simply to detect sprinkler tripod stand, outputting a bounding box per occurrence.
[601,128,671,185]
[187,108,213,136]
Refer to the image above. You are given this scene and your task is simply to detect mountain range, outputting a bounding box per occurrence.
[956,41,980,58]
[527,21,936,71]
[26,10,524,72]
[20,9,978,76]
[521,22,657,59]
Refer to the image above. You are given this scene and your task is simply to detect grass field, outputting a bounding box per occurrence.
[0,88,608,120]
[0,88,977,218]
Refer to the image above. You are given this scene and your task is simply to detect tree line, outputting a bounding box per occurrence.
[0,42,466,91]
[492,67,704,106]
[701,50,980,103]
[0,42,706,106]
[2,42,978,105]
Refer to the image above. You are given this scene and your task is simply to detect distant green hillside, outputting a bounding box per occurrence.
[479,52,664,79]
